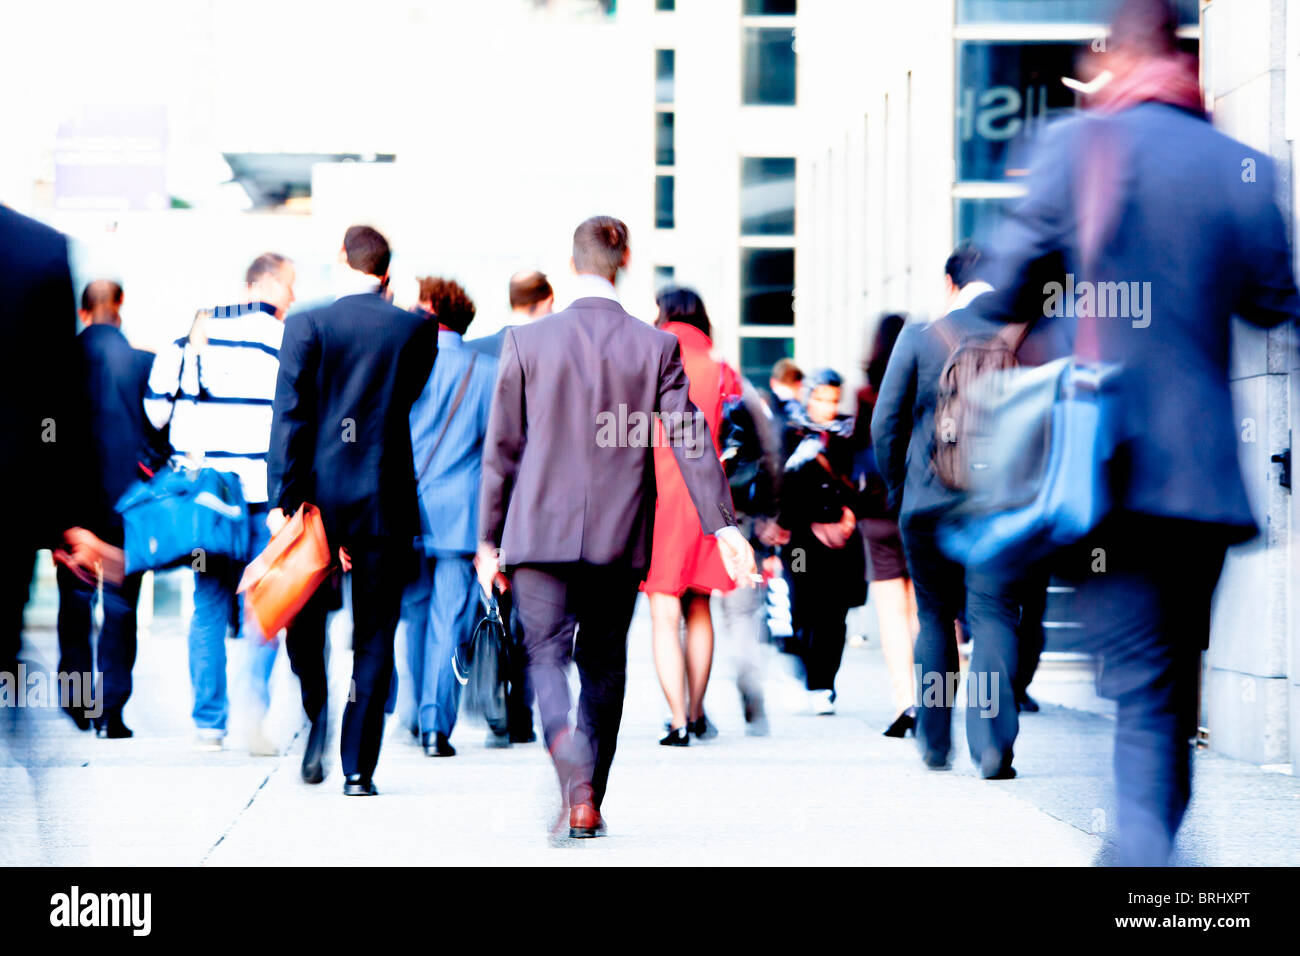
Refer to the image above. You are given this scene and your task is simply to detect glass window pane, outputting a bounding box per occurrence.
[957,0,1197,25]
[742,28,796,106]
[653,265,675,290]
[743,0,797,13]
[740,337,794,387]
[655,49,675,104]
[656,0,675,10]
[741,157,795,235]
[740,248,794,326]
[655,112,675,167]
[655,175,675,229]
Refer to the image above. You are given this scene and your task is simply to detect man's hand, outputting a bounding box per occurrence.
[56,528,125,585]
[756,518,791,548]
[266,507,287,536]
[715,526,759,588]
[811,506,857,550]
[338,545,352,573]
[475,542,508,594]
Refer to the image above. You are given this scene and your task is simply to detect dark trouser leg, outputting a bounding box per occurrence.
[343,550,402,780]
[286,586,330,723]
[512,565,585,801]
[1015,568,1050,700]
[1,552,36,732]
[1077,518,1224,866]
[901,521,965,762]
[56,565,94,686]
[96,571,143,720]
[572,568,639,811]
[964,569,1021,770]
[804,605,848,695]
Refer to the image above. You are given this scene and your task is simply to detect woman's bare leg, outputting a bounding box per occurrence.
[649,591,688,730]
[683,591,715,722]
[874,577,916,717]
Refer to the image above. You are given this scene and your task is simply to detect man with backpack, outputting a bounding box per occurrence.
[871,243,1056,778]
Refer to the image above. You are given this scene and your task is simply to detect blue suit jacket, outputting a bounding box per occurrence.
[411,329,499,555]
[976,102,1300,537]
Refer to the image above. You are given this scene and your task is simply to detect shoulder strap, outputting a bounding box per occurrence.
[932,316,960,353]
[418,352,478,482]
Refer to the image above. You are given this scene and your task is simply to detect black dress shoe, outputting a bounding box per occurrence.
[301,710,327,784]
[423,731,455,757]
[64,708,91,732]
[343,774,377,796]
[659,726,689,746]
[979,747,1016,780]
[95,714,132,739]
[1016,693,1040,713]
[922,749,951,771]
[883,707,917,738]
[688,714,718,740]
[509,729,537,744]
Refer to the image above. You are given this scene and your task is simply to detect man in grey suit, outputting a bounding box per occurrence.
[477,216,756,839]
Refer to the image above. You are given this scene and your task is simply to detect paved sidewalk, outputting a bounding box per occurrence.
[3,592,1297,866]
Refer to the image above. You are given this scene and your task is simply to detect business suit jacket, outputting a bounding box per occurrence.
[479,296,736,570]
[871,305,1064,524]
[268,292,436,548]
[0,206,88,550]
[976,102,1300,537]
[411,329,499,555]
[75,324,155,543]
[465,325,515,359]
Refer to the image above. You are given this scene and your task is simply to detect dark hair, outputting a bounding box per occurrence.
[80,279,123,313]
[809,367,843,390]
[508,270,553,310]
[770,357,803,386]
[343,225,391,278]
[866,313,906,391]
[1110,0,1179,57]
[944,240,984,289]
[655,286,711,338]
[572,215,629,280]
[245,252,288,286]
[417,277,476,335]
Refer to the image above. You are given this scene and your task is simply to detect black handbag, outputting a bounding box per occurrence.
[455,583,510,736]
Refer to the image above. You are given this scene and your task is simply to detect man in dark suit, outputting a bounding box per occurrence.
[872,245,1061,780]
[56,281,157,738]
[465,269,554,359]
[477,216,756,839]
[0,207,120,730]
[268,225,436,796]
[975,0,1300,864]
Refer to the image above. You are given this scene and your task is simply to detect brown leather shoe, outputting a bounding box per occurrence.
[568,802,606,839]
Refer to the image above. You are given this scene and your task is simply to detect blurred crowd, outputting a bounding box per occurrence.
[3,0,1298,863]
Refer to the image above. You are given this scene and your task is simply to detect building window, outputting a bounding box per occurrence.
[740,248,794,325]
[739,336,794,386]
[653,265,676,290]
[655,175,675,229]
[742,28,796,106]
[740,157,795,236]
[743,0,796,12]
[655,112,675,167]
[655,49,675,105]
[956,0,1197,25]
[656,0,675,10]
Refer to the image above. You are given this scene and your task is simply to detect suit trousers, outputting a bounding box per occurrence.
[1066,516,1227,866]
[400,552,475,738]
[286,547,407,780]
[900,519,1022,766]
[509,563,640,810]
[56,564,143,724]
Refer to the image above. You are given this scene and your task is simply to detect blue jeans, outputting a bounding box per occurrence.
[188,511,275,733]
[400,552,475,738]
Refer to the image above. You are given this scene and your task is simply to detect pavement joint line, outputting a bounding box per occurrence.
[198,721,307,866]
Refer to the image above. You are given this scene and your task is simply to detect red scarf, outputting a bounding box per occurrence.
[1090,52,1203,115]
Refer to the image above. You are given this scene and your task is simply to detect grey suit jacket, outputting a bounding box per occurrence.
[479,296,736,569]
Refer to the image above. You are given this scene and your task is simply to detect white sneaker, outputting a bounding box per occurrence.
[195,732,224,752]
[249,724,278,757]
[811,690,835,715]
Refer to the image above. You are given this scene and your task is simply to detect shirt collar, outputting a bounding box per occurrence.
[334,268,384,300]
[567,273,620,307]
[946,281,993,314]
[437,328,463,348]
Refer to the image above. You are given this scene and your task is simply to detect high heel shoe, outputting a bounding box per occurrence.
[882,707,916,738]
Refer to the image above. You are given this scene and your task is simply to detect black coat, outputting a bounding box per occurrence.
[268,292,436,549]
[0,207,88,549]
[75,323,155,542]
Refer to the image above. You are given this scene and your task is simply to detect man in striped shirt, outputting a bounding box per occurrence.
[144,253,296,752]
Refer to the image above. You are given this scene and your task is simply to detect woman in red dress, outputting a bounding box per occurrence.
[644,288,739,746]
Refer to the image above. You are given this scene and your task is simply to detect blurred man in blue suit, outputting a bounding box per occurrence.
[403,277,501,757]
